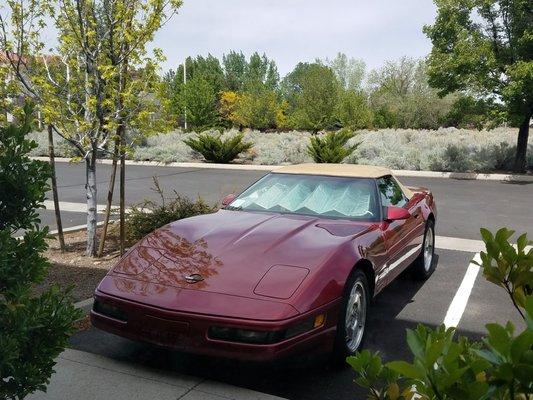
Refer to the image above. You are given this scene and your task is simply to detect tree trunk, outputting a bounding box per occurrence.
[514,111,531,173]
[119,129,126,256]
[97,136,120,258]
[86,149,98,257]
[48,124,65,251]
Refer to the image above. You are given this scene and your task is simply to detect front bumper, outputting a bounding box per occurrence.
[90,290,340,362]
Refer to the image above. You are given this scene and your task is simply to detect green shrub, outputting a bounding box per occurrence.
[336,90,373,129]
[0,106,82,400]
[184,131,253,163]
[349,227,533,400]
[124,178,216,245]
[307,129,360,163]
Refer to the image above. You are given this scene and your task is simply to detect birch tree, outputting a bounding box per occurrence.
[0,0,180,256]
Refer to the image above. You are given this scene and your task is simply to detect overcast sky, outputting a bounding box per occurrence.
[37,0,438,76]
[149,0,438,75]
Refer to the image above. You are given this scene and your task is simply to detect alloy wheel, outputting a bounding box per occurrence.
[345,280,367,352]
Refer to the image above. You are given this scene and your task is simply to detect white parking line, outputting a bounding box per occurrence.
[442,253,481,328]
[435,236,485,253]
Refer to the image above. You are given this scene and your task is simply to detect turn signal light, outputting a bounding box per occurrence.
[314,314,326,328]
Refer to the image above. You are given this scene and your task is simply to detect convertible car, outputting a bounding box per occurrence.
[91,164,437,363]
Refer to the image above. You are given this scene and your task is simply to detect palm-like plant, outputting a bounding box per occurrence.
[184,132,253,163]
[306,129,360,163]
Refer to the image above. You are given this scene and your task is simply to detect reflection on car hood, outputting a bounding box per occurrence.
[108,210,372,300]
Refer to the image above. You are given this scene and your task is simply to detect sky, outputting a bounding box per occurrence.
[36,0,439,76]
[150,0,438,75]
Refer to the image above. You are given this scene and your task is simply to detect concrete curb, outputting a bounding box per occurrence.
[32,156,533,182]
[74,297,94,313]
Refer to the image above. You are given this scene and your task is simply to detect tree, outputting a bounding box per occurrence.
[181,75,220,130]
[229,88,283,130]
[222,51,247,92]
[424,0,533,172]
[368,57,452,129]
[444,95,504,129]
[282,62,340,131]
[0,106,81,400]
[164,55,224,128]
[324,52,366,91]
[243,52,279,91]
[336,90,373,129]
[0,0,181,256]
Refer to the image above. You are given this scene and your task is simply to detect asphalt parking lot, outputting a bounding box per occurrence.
[41,161,531,400]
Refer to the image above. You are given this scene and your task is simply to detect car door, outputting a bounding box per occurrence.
[376,176,423,286]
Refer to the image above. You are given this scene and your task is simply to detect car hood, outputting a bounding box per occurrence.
[103,210,371,301]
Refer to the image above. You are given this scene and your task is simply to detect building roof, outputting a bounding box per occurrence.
[274,163,393,178]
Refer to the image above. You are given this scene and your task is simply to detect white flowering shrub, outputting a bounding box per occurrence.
[28,127,532,172]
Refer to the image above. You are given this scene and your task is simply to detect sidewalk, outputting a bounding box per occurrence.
[28,348,286,400]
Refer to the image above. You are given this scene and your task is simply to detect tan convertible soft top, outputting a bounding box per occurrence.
[274,163,413,199]
[275,163,392,178]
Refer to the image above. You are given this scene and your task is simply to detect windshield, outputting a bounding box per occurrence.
[227,173,379,220]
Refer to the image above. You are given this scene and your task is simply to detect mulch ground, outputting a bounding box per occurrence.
[34,227,124,303]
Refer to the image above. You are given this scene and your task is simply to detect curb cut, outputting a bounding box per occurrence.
[32,156,533,182]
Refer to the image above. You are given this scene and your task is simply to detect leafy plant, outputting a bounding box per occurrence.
[348,228,533,400]
[123,177,216,245]
[0,106,82,400]
[475,228,533,319]
[184,131,253,163]
[306,129,360,163]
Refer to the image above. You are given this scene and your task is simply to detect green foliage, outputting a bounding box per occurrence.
[181,75,220,130]
[123,178,216,245]
[336,90,373,129]
[474,228,533,317]
[368,57,452,129]
[0,107,82,400]
[244,52,279,92]
[424,0,532,171]
[349,228,533,400]
[223,51,248,92]
[443,96,503,130]
[282,63,340,131]
[306,129,359,163]
[231,89,283,130]
[184,131,253,163]
[324,53,366,91]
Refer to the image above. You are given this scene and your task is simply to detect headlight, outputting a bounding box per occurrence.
[208,326,284,344]
[208,314,325,344]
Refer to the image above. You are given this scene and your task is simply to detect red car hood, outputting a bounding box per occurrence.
[101,210,371,302]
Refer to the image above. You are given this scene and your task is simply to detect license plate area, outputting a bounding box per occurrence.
[136,315,190,346]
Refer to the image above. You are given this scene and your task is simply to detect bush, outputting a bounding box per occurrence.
[336,90,373,129]
[184,131,253,163]
[349,227,533,399]
[0,106,81,399]
[123,178,216,245]
[220,89,284,130]
[307,129,360,163]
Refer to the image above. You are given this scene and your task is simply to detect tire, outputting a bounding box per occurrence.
[411,219,436,280]
[331,269,370,367]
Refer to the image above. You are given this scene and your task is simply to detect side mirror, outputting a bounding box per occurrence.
[221,194,236,208]
[386,206,411,221]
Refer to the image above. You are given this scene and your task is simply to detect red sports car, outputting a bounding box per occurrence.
[91,164,437,363]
